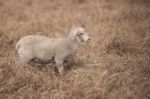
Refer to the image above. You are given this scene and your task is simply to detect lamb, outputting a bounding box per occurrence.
[15,27,90,74]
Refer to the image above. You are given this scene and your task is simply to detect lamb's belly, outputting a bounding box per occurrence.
[34,50,55,64]
[32,57,54,64]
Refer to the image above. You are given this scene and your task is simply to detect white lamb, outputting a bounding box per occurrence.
[15,27,90,74]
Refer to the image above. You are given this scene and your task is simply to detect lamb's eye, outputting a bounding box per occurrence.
[81,32,84,35]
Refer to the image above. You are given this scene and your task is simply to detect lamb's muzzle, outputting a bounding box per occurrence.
[15,27,90,75]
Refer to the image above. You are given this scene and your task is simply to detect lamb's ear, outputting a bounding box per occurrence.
[76,31,81,36]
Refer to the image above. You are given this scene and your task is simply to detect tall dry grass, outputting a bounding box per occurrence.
[0,0,150,99]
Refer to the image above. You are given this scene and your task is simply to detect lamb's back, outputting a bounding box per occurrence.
[18,35,49,45]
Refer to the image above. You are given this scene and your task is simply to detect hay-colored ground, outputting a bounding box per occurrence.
[0,0,150,99]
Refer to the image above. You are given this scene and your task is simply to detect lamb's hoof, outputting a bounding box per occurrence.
[52,71,65,76]
[52,71,59,76]
[53,66,65,76]
[59,71,65,75]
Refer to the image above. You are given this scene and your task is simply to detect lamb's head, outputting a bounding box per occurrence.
[69,27,90,43]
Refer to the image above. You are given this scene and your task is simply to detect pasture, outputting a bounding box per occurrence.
[0,0,150,99]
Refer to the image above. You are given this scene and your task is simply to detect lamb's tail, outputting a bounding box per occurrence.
[15,41,21,51]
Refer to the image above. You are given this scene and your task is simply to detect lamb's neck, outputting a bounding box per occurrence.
[67,37,79,49]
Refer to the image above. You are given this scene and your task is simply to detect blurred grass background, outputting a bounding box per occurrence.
[0,0,150,99]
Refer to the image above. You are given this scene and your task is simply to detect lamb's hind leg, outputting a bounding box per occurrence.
[18,48,34,64]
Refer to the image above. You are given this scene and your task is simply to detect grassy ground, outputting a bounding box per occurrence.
[0,0,150,99]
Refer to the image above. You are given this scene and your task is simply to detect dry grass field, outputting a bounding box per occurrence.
[0,0,150,99]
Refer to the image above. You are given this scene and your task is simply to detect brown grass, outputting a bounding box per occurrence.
[0,0,150,99]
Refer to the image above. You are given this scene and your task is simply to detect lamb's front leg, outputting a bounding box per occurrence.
[55,59,64,75]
